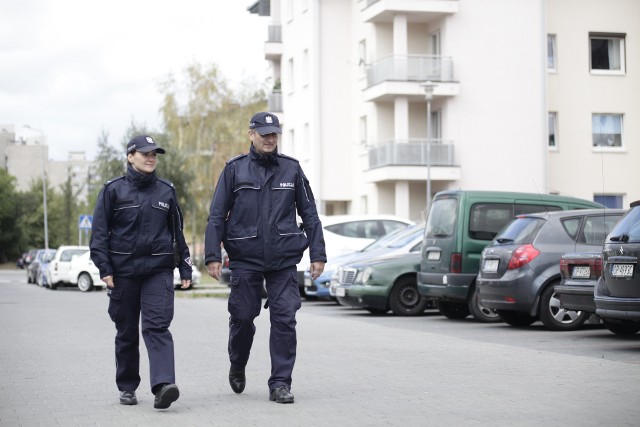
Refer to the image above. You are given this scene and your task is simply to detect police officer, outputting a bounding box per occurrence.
[90,135,192,409]
[204,112,326,404]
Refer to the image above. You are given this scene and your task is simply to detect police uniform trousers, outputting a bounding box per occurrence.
[107,271,175,393]
[228,266,301,391]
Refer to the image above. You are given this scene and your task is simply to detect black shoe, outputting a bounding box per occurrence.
[119,390,137,405]
[229,367,246,394]
[153,383,179,409]
[269,386,294,404]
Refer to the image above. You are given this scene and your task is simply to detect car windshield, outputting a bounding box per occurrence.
[426,198,458,238]
[607,207,640,242]
[361,224,414,252]
[493,217,545,245]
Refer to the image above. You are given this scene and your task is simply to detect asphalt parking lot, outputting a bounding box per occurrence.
[1,268,639,426]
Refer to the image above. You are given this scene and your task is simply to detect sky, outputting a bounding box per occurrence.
[0,0,269,160]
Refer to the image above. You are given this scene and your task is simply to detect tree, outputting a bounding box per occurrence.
[0,169,23,261]
[158,62,267,264]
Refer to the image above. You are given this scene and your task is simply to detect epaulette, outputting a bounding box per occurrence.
[277,153,300,163]
[104,176,125,187]
[158,178,176,189]
[226,153,248,165]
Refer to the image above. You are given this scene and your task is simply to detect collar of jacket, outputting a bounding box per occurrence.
[126,163,157,188]
[250,144,279,167]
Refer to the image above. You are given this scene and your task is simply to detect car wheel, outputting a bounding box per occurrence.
[366,307,389,315]
[497,310,537,327]
[603,320,640,335]
[468,285,500,323]
[437,300,470,319]
[27,273,32,284]
[539,284,589,331]
[77,273,94,292]
[389,277,428,316]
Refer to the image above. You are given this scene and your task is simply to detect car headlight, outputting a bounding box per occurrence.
[355,267,372,284]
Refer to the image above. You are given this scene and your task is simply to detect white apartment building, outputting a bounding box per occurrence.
[252,0,638,221]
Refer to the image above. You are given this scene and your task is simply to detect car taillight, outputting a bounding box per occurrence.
[592,257,602,278]
[507,244,540,270]
[450,253,462,274]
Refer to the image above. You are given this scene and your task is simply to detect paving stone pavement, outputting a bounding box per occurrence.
[1,269,640,426]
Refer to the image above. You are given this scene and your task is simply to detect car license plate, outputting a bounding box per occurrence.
[571,266,590,279]
[611,264,634,278]
[483,259,499,273]
[427,251,441,261]
[336,287,346,297]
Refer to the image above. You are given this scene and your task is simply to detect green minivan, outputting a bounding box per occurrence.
[417,191,603,322]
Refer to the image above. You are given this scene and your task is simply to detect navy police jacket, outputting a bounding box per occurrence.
[204,146,326,271]
[90,164,192,280]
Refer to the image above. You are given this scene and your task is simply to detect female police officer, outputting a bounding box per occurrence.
[90,135,192,409]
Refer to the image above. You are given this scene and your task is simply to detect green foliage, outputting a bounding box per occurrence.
[1,61,268,263]
[0,169,23,261]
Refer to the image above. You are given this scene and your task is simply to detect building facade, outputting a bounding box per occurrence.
[254,0,639,220]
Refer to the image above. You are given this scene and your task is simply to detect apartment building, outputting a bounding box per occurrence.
[251,0,638,220]
[546,0,640,208]
[1,125,96,204]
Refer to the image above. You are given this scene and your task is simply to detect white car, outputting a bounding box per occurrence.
[297,214,414,297]
[47,245,89,289]
[68,251,201,292]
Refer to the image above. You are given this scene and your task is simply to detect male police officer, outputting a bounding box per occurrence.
[204,112,326,404]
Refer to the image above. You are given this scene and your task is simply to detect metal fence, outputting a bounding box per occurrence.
[368,140,455,169]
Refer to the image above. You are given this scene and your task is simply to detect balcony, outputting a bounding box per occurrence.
[365,140,460,183]
[265,24,282,60]
[363,55,459,102]
[268,90,282,113]
[362,0,459,24]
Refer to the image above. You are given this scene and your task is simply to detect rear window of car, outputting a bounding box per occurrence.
[494,217,545,245]
[607,207,640,242]
[426,198,458,238]
[60,249,88,262]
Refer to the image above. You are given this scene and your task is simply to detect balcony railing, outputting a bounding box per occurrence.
[268,24,282,43]
[368,140,455,169]
[268,91,282,113]
[367,55,454,87]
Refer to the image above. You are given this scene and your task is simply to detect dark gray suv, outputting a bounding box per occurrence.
[595,201,640,335]
[477,209,624,330]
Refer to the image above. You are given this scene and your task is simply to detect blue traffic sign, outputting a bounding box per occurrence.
[78,214,93,230]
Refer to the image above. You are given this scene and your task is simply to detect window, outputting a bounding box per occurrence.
[547,34,557,71]
[287,58,294,93]
[590,33,625,74]
[548,112,557,148]
[579,214,623,244]
[430,110,441,140]
[359,116,367,146]
[592,114,623,147]
[594,194,623,209]
[302,49,309,87]
[430,31,441,56]
[561,217,583,240]
[358,40,367,74]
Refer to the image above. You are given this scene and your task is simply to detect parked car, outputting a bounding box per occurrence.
[23,249,38,269]
[27,249,55,284]
[555,252,602,314]
[46,245,89,289]
[297,214,414,298]
[595,201,640,335]
[16,252,28,269]
[173,265,202,290]
[35,250,56,287]
[67,251,201,292]
[477,208,624,330]
[67,251,107,291]
[418,190,605,322]
[305,223,425,299]
[334,241,435,316]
